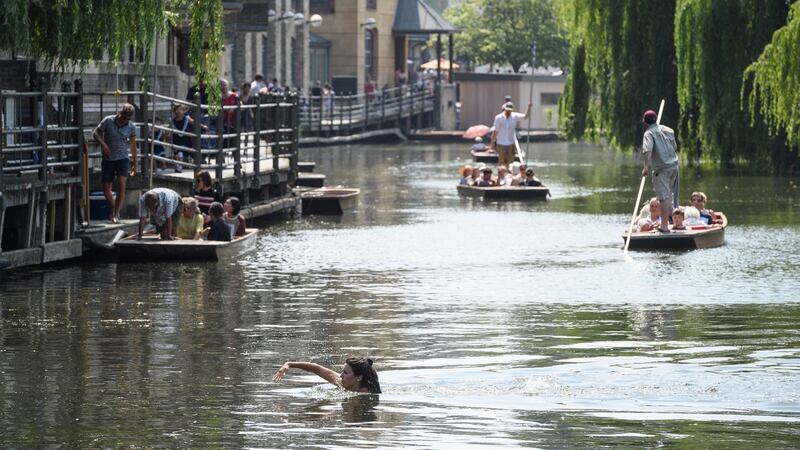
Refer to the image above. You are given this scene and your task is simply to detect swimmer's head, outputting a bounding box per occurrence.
[342,357,381,394]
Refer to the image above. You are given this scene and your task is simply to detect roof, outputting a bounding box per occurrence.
[393,0,458,35]
[310,33,331,48]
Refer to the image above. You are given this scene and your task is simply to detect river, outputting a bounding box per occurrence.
[1,141,799,447]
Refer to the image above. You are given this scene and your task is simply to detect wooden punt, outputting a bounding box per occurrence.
[301,187,360,215]
[471,149,499,163]
[457,184,550,200]
[115,228,258,260]
[622,213,727,250]
[296,172,326,188]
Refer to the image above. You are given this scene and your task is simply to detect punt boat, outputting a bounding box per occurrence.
[622,213,728,250]
[471,149,499,163]
[457,184,550,200]
[115,228,258,260]
[301,187,360,215]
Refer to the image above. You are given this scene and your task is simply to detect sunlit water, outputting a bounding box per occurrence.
[1,142,799,448]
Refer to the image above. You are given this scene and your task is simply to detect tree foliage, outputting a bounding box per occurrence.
[744,1,800,155]
[443,0,568,72]
[0,0,224,105]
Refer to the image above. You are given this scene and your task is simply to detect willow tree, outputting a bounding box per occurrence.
[0,0,224,105]
[557,0,678,150]
[675,0,790,169]
[743,1,800,170]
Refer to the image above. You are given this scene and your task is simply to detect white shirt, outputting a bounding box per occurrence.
[493,112,525,146]
[497,174,513,186]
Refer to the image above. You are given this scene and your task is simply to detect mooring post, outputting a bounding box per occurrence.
[193,92,202,171]
[139,78,149,180]
[234,96,242,179]
[253,92,261,175]
[272,93,280,173]
[215,99,224,182]
[289,92,299,179]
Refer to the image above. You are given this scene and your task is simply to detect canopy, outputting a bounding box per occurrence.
[420,59,460,70]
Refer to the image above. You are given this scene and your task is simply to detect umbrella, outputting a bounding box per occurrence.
[462,124,490,139]
[420,59,460,70]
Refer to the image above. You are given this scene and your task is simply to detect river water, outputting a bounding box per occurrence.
[1,142,799,448]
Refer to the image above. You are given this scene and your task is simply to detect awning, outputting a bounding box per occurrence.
[310,33,331,48]
[393,0,458,35]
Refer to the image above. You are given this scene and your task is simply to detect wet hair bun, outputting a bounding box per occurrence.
[367,358,373,366]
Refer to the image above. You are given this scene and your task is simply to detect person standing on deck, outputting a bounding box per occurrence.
[491,102,531,167]
[641,109,679,232]
[93,103,138,224]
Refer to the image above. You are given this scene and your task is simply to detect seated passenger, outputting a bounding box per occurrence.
[476,167,496,186]
[510,162,523,186]
[202,202,231,241]
[521,168,543,187]
[470,137,487,151]
[497,165,513,186]
[459,165,473,185]
[671,207,686,231]
[636,198,661,232]
[223,196,247,237]
[689,191,716,224]
[194,169,221,219]
[682,205,706,226]
[470,164,482,184]
[175,197,204,239]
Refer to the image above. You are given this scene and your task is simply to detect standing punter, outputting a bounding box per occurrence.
[93,103,138,224]
[641,109,679,232]
[491,102,531,167]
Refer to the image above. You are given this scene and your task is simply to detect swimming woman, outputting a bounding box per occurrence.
[272,357,381,394]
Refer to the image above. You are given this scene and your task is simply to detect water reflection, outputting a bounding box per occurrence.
[1,142,799,447]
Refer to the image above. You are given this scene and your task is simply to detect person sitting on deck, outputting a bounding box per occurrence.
[635,198,661,232]
[471,137,487,151]
[510,162,523,186]
[476,167,496,186]
[202,202,231,242]
[194,170,222,218]
[223,196,246,238]
[137,188,182,240]
[497,165,513,186]
[175,197,204,240]
[671,207,687,231]
[273,356,381,394]
[689,191,717,224]
[521,168,543,187]
[459,165,474,185]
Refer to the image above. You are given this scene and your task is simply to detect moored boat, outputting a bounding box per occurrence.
[622,213,728,250]
[115,228,258,260]
[471,149,499,163]
[457,184,550,200]
[301,187,360,215]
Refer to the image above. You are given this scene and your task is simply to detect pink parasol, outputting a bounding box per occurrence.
[462,124,490,139]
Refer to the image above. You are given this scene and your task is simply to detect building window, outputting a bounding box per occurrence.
[310,47,329,84]
[364,28,376,81]
[311,0,334,13]
[540,93,561,105]
[366,0,376,9]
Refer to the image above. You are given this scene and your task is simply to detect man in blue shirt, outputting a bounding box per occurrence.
[94,103,138,224]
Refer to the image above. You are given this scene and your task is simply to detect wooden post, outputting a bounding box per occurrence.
[381,87,386,127]
[448,34,454,87]
[234,96,242,178]
[215,100,224,182]
[289,92,299,178]
[40,79,49,185]
[75,80,88,226]
[348,93,353,136]
[364,92,370,132]
[253,93,261,174]
[193,92,202,171]
[64,187,72,240]
[272,94,280,173]
[48,199,56,243]
[139,79,149,180]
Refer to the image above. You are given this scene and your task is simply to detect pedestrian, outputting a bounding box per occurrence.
[491,102,531,167]
[641,109,679,232]
[250,73,266,93]
[93,103,138,224]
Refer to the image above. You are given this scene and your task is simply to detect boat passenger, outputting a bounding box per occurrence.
[202,202,231,242]
[194,169,222,217]
[470,137,487,151]
[671,207,686,231]
[272,357,381,394]
[636,198,661,232]
[137,187,182,240]
[175,197,204,240]
[471,164,484,184]
[476,167,496,186]
[459,165,474,185]
[510,162,523,186]
[689,191,717,224]
[223,196,247,237]
[497,165,513,186]
[521,168,543,187]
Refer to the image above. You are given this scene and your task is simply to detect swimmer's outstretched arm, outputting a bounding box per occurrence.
[272,361,339,385]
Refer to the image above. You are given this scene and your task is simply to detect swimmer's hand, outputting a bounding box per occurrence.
[272,362,291,381]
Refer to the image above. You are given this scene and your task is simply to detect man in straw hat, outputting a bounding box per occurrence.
[491,101,531,167]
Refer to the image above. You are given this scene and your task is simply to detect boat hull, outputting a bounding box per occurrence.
[115,228,258,261]
[301,188,360,215]
[471,150,498,163]
[623,214,727,250]
[457,184,549,200]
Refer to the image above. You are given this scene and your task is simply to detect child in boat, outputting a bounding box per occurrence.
[671,207,686,231]
[497,165,513,186]
[636,198,661,232]
[202,202,231,241]
[471,136,487,151]
[521,168,543,187]
[459,165,473,185]
[476,167,496,186]
[222,196,246,237]
[510,162,523,186]
[272,356,381,394]
[175,197,204,240]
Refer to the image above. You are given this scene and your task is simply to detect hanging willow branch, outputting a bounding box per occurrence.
[743,1,800,148]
